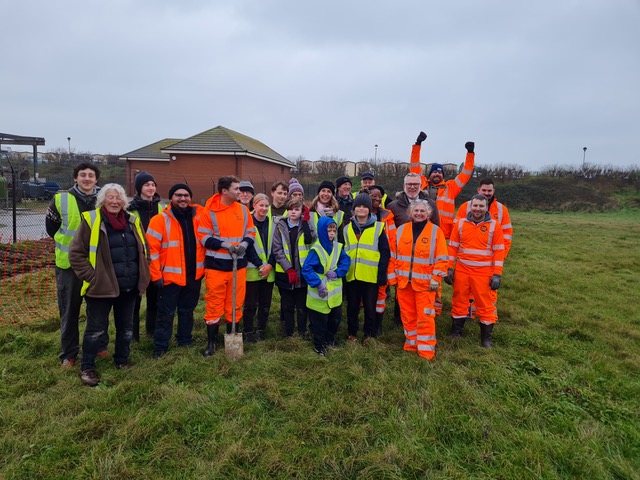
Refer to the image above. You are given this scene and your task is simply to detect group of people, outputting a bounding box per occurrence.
[46,132,512,386]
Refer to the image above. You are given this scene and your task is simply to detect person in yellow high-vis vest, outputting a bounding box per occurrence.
[69,184,150,387]
[343,193,390,342]
[243,194,277,342]
[302,216,350,356]
[272,197,316,337]
[45,162,108,367]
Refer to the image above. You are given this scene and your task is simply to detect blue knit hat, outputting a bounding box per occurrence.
[428,163,444,176]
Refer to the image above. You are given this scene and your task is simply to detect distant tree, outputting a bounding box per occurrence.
[316,156,346,177]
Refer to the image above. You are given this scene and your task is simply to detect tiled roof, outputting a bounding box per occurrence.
[162,126,294,167]
[120,138,182,160]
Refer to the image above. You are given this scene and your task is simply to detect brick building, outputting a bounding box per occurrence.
[121,126,294,203]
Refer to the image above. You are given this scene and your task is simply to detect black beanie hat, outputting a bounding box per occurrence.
[134,171,156,195]
[168,183,192,198]
[317,180,335,195]
[352,192,372,211]
[335,176,352,190]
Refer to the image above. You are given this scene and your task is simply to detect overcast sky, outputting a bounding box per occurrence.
[3,0,639,171]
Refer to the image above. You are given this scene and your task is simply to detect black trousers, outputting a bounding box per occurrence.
[81,291,137,370]
[278,286,308,336]
[243,280,275,333]
[308,306,342,350]
[133,281,159,337]
[346,280,379,338]
[153,278,202,354]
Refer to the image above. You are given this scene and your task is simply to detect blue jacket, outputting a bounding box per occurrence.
[302,217,350,288]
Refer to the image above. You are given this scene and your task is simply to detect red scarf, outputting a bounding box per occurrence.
[101,206,127,231]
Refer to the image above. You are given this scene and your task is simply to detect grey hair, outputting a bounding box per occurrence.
[95,183,128,209]
[406,199,433,218]
[403,172,421,184]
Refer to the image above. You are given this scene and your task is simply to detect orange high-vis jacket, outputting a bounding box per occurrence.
[393,221,448,291]
[410,143,475,239]
[455,198,512,257]
[448,214,506,277]
[197,193,256,272]
[146,205,206,286]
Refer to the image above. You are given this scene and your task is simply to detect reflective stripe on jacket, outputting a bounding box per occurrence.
[80,209,147,296]
[410,143,474,239]
[448,215,506,276]
[53,192,81,268]
[306,242,344,314]
[246,214,275,282]
[394,221,448,291]
[146,205,206,286]
[455,199,512,257]
[343,221,383,283]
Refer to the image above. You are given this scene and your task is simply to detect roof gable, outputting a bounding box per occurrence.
[162,125,293,167]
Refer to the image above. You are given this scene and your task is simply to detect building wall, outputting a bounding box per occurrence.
[127,154,291,204]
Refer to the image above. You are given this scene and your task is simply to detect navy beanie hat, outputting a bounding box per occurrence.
[134,171,156,195]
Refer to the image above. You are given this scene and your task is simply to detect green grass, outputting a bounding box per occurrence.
[1,210,639,479]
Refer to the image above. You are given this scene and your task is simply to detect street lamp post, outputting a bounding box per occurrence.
[374,144,378,163]
[582,147,587,168]
[67,137,71,160]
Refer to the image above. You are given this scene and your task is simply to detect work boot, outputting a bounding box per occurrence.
[375,313,384,336]
[226,322,234,334]
[203,324,219,357]
[480,323,494,348]
[449,317,467,339]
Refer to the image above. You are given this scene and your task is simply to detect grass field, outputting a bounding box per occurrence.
[1,210,639,479]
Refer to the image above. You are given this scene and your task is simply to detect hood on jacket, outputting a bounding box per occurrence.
[349,213,377,234]
[204,193,234,212]
[317,216,336,254]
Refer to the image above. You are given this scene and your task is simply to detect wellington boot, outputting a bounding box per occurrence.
[203,324,219,357]
[375,313,384,337]
[480,323,494,348]
[449,317,467,339]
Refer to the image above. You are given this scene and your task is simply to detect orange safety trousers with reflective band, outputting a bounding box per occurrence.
[146,205,205,286]
[410,143,475,239]
[204,268,246,325]
[397,285,437,359]
[451,271,496,324]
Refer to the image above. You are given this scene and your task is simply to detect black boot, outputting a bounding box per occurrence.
[449,317,467,339]
[375,313,384,337]
[256,330,266,341]
[203,324,219,356]
[480,323,494,348]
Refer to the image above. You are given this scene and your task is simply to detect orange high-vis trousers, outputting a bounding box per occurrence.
[376,285,387,314]
[204,268,246,325]
[451,271,496,324]
[396,284,437,360]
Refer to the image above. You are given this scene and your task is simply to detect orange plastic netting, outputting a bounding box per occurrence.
[0,237,58,325]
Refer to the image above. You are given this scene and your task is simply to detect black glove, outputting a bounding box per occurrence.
[443,268,454,286]
[235,241,248,256]
[465,141,475,153]
[152,278,164,289]
[490,274,501,290]
[415,131,427,145]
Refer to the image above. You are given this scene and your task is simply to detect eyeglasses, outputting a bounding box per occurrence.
[404,183,421,187]
[173,193,190,198]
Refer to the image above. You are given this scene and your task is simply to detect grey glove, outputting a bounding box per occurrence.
[325,270,338,280]
[221,242,236,254]
[443,268,454,285]
[489,274,501,290]
[429,279,439,291]
[318,285,328,298]
[235,241,248,256]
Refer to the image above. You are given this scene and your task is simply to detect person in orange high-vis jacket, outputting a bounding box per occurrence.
[197,176,256,356]
[455,178,513,257]
[445,194,506,348]
[147,183,206,358]
[369,185,397,334]
[391,199,448,360]
[409,131,475,240]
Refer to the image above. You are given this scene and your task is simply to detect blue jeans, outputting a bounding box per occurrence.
[153,279,202,355]
[81,291,137,370]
